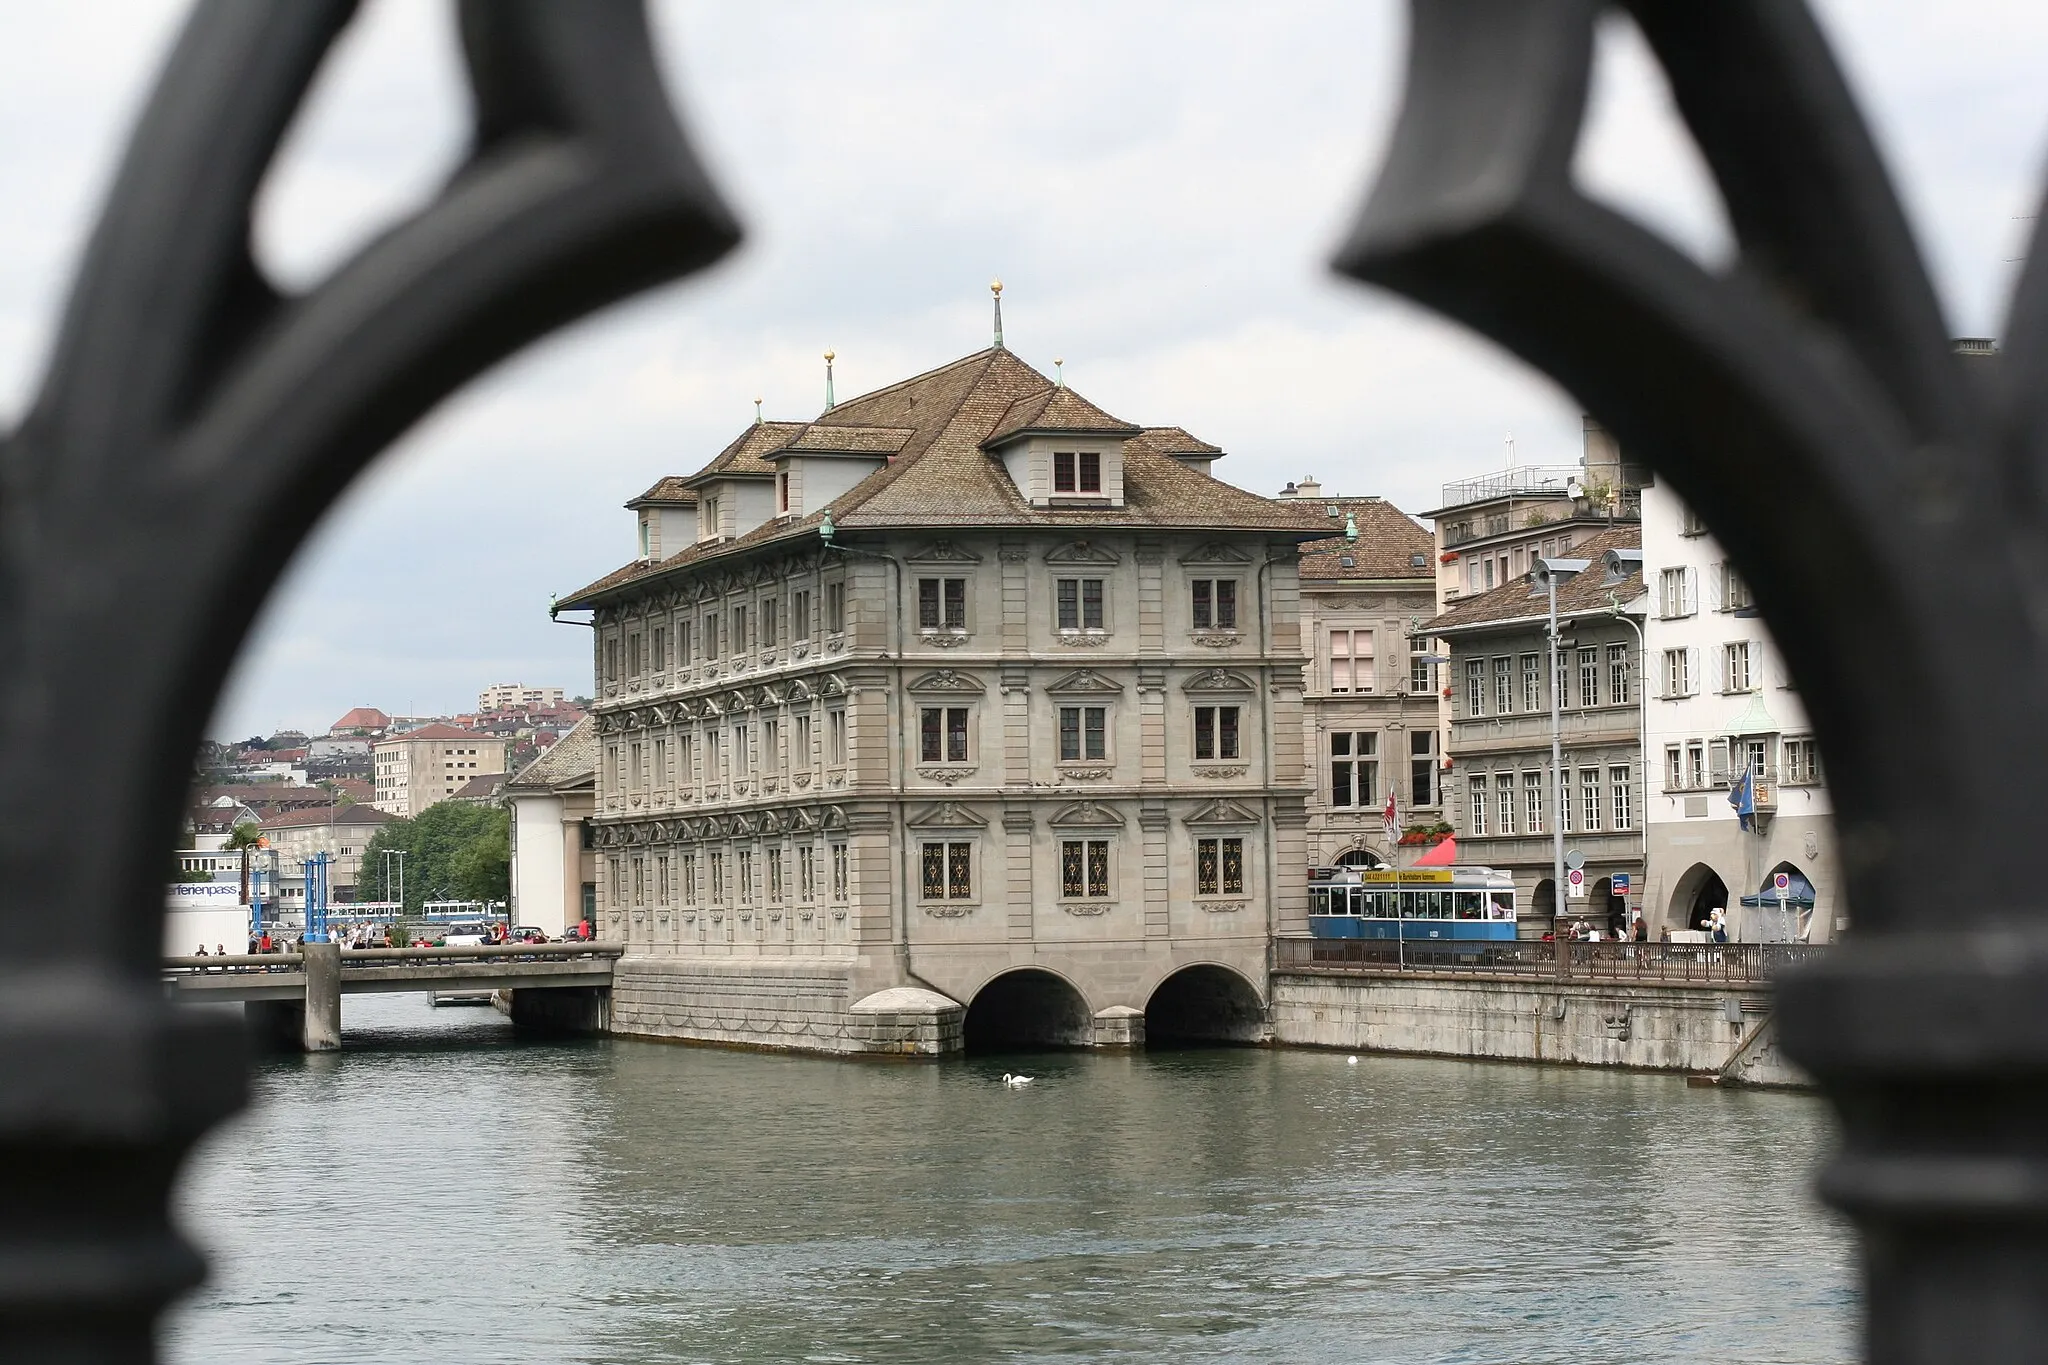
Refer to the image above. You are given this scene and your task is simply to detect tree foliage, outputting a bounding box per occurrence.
[356,801,510,914]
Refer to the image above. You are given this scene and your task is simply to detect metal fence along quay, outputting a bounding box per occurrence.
[0,1,2038,1360]
[1275,936,1822,987]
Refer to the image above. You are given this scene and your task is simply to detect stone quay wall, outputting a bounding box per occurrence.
[608,957,963,1056]
[1269,970,1807,1087]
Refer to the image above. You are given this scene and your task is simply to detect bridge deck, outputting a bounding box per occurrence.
[163,944,620,1005]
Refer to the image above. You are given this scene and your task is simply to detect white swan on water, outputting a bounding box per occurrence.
[1346,1056,1359,1066]
[1002,1073,1034,1087]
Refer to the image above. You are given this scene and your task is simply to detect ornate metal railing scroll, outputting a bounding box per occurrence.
[1338,3,2048,1360]
[0,2,735,1355]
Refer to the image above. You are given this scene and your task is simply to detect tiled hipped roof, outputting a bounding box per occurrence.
[507,718,596,792]
[1428,526,1645,634]
[1298,498,1435,581]
[560,348,1333,608]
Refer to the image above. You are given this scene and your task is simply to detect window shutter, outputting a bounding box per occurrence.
[1708,563,1724,612]
[1686,646,1701,696]
[1710,738,1731,781]
[1714,644,1730,694]
[1683,568,1698,616]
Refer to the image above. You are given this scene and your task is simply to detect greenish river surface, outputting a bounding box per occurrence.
[167,994,1854,1363]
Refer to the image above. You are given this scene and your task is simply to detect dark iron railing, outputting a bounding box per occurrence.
[0,0,2038,1359]
[1275,935,1820,987]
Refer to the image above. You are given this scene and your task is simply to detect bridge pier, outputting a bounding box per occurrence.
[1092,1005,1145,1049]
[241,944,341,1053]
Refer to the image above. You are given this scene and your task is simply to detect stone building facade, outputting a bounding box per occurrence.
[1639,480,1841,941]
[1286,491,1444,868]
[1431,526,1647,935]
[556,344,1327,1054]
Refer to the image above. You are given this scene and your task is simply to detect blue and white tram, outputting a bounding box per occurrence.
[1307,866,1518,942]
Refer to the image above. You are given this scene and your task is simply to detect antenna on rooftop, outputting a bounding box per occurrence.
[753,397,763,427]
[823,351,836,413]
[991,279,1005,350]
[1054,357,1064,389]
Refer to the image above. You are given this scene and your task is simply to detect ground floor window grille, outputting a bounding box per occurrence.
[709,850,725,904]
[737,849,754,904]
[831,842,849,901]
[632,856,645,906]
[682,853,698,906]
[768,847,784,902]
[1196,837,1244,896]
[798,846,816,902]
[1060,839,1111,899]
[656,854,670,904]
[921,841,974,900]
[609,857,623,904]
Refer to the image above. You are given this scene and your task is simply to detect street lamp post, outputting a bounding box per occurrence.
[1533,556,1588,977]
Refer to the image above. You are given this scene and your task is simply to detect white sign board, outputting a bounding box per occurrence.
[164,883,249,957]
[1566,867,1587,898]
[1774,871,1792,892]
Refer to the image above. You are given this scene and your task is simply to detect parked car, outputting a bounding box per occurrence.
[440,922,494,947]
[510,926,548,943]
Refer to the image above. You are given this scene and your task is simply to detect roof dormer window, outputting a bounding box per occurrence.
[1053,451,1102,495]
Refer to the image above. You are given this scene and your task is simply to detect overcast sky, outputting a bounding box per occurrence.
[3,3,2045,740]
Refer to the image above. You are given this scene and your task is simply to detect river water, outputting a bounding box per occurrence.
[166,995,1855,1364]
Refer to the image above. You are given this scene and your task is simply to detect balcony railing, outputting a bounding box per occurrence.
[1438,464,1583,509]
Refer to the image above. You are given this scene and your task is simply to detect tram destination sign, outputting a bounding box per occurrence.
[1363,870,1454,885]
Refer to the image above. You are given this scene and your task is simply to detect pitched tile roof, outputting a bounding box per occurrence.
[260,804,398,831]
[1298,498,1435,581]
[559,347,1334,609]
[774,424,917,456]
[378,723,488,744]
[981,385,1142,447]
[683,420,810,484]
[450,774,508,801]
[1428,526,1645,634]
[329,707,390,733]
[626,476,698,508]
[507,717,596,792]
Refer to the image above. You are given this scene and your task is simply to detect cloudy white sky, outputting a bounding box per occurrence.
[3,2,2045,739]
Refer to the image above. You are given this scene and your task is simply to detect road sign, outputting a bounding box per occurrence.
[1612,873,1632,893]
[1566,867,1587,898]
[1564,849,1585,871]
[1774,871,1791,892]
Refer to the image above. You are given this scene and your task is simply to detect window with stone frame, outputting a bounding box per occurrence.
[1608,642,1631,704]
[1330,731,1377,807]
[1192,705,1240,761]
[917,576,967,630]
[1523,770,1544,834]
[709,850,724,903]
[1464,658,1485,716]
[793,589,811,641]
[1493,656,1513,713]
[1195,837,1245,896]
[1579,767,1602,831]
[920,841,975,901]
[1056,577,1106,631]
[768,846,784,902]
[1190,578,1238,631]
[827,709,846,766]
[1497,774,1515,833]
[682,852,698,905]
[920,706,971,764]
[1409,636,1435,692]
[1578,646,1600,707]
[1610,766,1634,830]
[1330,628,1372,693]
[1060,838,1112,899]
[830,842,849,900]
[1059,704,1108,762]
[1468,775,1488,835]
[736,848,753,904]
[825,580,845,633]
[798,845,816,902]
[1409,731,1436,806]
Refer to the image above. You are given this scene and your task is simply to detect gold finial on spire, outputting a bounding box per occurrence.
[823,352,836,412]
[991,281,1005,349]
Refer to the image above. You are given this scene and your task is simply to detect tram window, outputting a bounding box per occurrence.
[1310,888,1330,915]
[1455,891,1482,919]
[1489,892,1514,919]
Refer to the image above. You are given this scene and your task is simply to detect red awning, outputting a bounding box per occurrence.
[1413,835,1457,867]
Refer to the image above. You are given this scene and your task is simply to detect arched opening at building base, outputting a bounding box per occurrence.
[962,969,1093,1052]
[1144,965,1266,1047]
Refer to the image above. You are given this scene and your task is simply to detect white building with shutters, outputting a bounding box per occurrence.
[1640,480,1842,941]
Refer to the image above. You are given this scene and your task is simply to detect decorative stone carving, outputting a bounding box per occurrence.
[1049,800,1125,828]
[907,800,989,828]
[1044,540,1121,565]
[917,766,978,785]
[923,903,974,919]
[1190,632,1242,648]
[1200,899,1249,914]
[907,540,983,563]
[1179,542,1254,565]
[1062,901,1114,916]
[1193,765,1249,780]
[1055,631,1110,647]
[1057,765,1114,781]
[1183,798,1263,827]
[793,772,811,788]
[1182,667,1256,693]
[907,669,986,694]
[919,630,972,648]
[1046,668,1123,694]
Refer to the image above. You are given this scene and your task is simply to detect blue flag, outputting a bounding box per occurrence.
[1728,766,1755,831]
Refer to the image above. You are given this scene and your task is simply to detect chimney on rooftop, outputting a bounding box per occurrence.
[1276,481,1298,500]
[1295,476,1323,501]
